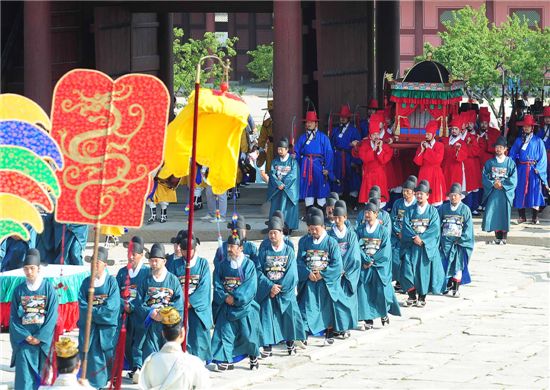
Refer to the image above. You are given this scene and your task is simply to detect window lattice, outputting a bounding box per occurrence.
[511,10,541,27]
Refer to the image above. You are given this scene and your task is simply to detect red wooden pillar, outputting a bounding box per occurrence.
[205,12,215,32]
[273,0,303,145]
[24,1,52,113]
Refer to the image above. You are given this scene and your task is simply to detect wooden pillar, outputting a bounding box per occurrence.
[158,12,175,120]
[24,1,52,112]
[375,0,400,104]
[366,1,375,101]
[205,12,215,32]
[273,1,303,145]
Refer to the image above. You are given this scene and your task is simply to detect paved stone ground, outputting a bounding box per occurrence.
[1,237,548,389]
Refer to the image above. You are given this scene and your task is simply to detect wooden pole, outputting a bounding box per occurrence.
[80,221,100,379]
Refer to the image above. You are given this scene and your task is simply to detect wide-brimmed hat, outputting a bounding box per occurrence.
[493,136,508,148]
[149,243,166,260]
[448,183,462,195]
[84,247,115,266]
[303,111,318,122]
[517,114,537,127]
[337,104,353,118]
[367,99,379,109]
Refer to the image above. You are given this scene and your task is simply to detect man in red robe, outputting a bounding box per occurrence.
[477,109,500,166]
[441,116,468,193]
[351,113,393,204]
[413,120,446,205]
[463,110,482,214]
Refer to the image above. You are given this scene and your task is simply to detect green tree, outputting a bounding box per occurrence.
[173,28,238,97]
[246,43,273,82]
[415,6,548,116]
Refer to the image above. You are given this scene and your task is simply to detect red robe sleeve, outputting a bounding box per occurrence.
[376,144,393,165]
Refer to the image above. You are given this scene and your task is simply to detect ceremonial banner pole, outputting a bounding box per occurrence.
[80,221,100,379]
[182,56,231,351]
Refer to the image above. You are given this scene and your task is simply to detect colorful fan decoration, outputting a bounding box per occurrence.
[50,69,170,228]
[0,94,63,242]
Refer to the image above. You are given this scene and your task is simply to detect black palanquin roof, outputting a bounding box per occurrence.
[403,60,450,83]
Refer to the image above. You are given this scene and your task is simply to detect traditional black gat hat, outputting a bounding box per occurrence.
[84,246,115,266]
[149,243,166,259]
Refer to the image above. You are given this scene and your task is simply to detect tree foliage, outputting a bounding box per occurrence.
[246,43,273,82]
[415,6,549,115]
[173,28,238,97]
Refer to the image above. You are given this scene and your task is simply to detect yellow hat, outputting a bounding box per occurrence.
[159,306,181,326]
[55,337,79,358]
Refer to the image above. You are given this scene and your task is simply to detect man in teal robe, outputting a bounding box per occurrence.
[77,247,120,389]
[213,216,258,269]
[211,235,261,371]
[167,231,213,362]
[135,243,184,364]
[256,217,305,357]
[327,203,361,337]
[165,230,184,270]
[389,176,417,287]
[439,183,474,297]
[482,136,518,244]
[10,249,58,390]
[115,236,149,378]
[356,202,401,329]
[267,138,300,231]
[297,212,350,344]
[399,180,446,307]
[356,186,391,233]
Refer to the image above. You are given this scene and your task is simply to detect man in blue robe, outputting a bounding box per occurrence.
[134,243,184,366]
[294,110,334,215]
[256,217,305,357]
[330,105,362,210]
[356,202,401,329]
[77,247,120,389]
[267,137,300,232]
[509,114,548,224]
[399,180,446,307]
[327,203,361,337]
[536,106,550,179]
[167,231,212,362]
[211,235,261,371]
[482,136,518,244]
[297,212,350,344]
[10,249,58,390]
[439,183,474,297]
[390,176,417,290]
[115,236,149,380]
[53,223,88,265]
[166,230,184,271]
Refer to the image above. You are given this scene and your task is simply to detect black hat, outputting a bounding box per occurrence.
[170,230,185,244]
[277,137,289,149]
[368,186,381,200]
[227,234,243,246]
[178,231,200,250]
[448,183,462,195]
[84,247,115,266]
[333,206,347,217]
[128,236,145,254]
[493,136,508,148]
[307,214,325,226]
[266,216,285,231]
[328,192,340,201]
[266,210,285,226]
[365,201,379,214]
[406,175,418,185]
[368,197,381,208]
[227,215,251,231]
[326,197,338,207]
[403,179,416,190]
[149,243,166,259]
[23,248,42,267]
[415,180,430,194]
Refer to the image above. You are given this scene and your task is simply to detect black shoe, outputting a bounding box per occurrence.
[417,295,426,307]
[381,316,390,326]
[451,280,460,297]
[364,320,374,330]
[193,196,203,210]
[216,363,234,371]
[286,341,296,355]
[394,282,402,293]
[405,290,417,307]
[443,278,453,295]
[249,356,259,370]
[159,208,167,223]
[260,346,272,358]
[147,208,157,224]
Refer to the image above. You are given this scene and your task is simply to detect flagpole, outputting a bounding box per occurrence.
[183,55,230,351]
[81,221,100,379]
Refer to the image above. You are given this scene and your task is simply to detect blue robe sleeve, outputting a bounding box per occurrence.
[341,231,362,295]
[320,237,344,302]
[503,159,518,203]
[372,225,392,285]
[246,241,260,269]
[459,205,475,259]
[9,286,32,346]
[322,134,335,179]
[390,202,402,236]
[169,275,184,318]
[400,209,416,249]
[508,138,521,162]
[255,247,274,303]
[231,259,257,307]
[294,135,305,167]
[282,158,300,204]
[534,138,548,183]
[212,264,227,306]
[189,259,211,313]
[277,246,299,313]
[268,158,284,189]
[296,237,311,282]
[213,246,224,269]
[422,207,442,261]
[133,276,151,326]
